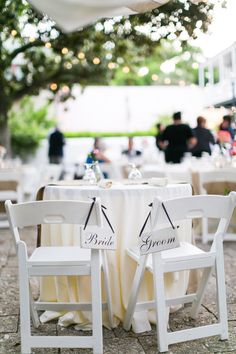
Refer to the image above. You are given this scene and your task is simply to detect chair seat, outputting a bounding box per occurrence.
[127,242,210,266]
[29,246,92,266]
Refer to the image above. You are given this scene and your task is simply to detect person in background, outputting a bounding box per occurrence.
[48,126,65,164]
[219,115,235,141]
[86,138,111,164]
[86,138,111,179]
[190,116,215,157]
[122,137,142,158]
[155,123,165,151]
[160,111,196,164]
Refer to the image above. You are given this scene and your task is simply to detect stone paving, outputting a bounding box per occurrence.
[0,227,236,354]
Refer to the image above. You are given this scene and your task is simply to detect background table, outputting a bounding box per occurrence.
[40,182,192,331]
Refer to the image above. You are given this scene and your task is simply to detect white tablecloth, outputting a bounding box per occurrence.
[40,182,192,331]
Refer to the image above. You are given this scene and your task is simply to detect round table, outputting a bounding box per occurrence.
[40,182,192,331]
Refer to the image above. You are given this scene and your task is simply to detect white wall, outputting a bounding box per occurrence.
[51,85,204,131]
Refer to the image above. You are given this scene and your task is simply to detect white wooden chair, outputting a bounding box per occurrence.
[123,193,236,353]
[5,198,114,354]
[0,170,23,227]
[166,169,192,184]
[199,169,236,243]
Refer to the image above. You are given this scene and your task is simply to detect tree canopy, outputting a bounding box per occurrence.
[0,0,224,150]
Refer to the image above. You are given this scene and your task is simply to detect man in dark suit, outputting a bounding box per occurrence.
[122,137,142,158]
[160,112,196,164]
[48,126,65,164]
[191,116,215,157]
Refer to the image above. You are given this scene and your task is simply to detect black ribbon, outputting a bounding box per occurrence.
[84,197,114,233]
[161,202,176,230]
[139,201,177,237]
[83,197,96,230]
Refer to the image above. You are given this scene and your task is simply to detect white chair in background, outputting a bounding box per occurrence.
[27,164,64,200]
[139,168,166,179]
[5,198,114,354]
[166,169,192,184]
[0,170,23,202]
[41,163,63,183]
[0,170,23,227]
[199,169,236,243]
[123,193,236,353]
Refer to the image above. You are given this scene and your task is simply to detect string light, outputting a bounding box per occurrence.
[65,62,72,69]
[122,66,130,74]
[164,78,171,84]
[78,52,85,59]
[152,74,159,81]
[108,62,116,70]
[179,80,186,86]
[50,83,57,91]
[45,42,51,48]
[29,37,35,43]
[61,85,69,93]
[11,30,17,37]
[61,47,69,55]
[192,62,199,69]
[93,57,100,65]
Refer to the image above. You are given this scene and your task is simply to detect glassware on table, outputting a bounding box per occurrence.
[128,163,142,180]
[92,161,103,182]
[83,163,97,184]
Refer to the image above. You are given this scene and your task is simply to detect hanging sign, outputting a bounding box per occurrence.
[81,199,116,250]
[139,202,180,255]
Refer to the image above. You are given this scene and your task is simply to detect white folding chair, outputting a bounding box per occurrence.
[41,163,63,182]
[166,169,192,184]
[0,170,23,227]
[140,169,166,179]
[123,193,236,353]
[5,198,114,354]
[199,169,236,243]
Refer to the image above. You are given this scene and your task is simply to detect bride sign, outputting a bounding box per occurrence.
[81,199,116,250]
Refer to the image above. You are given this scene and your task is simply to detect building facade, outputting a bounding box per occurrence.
[199,42,236,108]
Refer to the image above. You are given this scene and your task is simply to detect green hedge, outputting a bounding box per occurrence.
[64,130,156,138]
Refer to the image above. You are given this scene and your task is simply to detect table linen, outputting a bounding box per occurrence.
[40,182,192,331]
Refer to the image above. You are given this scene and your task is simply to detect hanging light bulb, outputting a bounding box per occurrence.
[93,57,100,65]
[164,78,171,85]
[108,62,116,70]
[152,74,159,81]
[122,66,130,74]
[61,85,70,93]
[50,83,57,91]
[61,47,69,55]
[78,52,85,59]
[11,30,17,37]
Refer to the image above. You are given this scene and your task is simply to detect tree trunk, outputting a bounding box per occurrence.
[0,112,12,157]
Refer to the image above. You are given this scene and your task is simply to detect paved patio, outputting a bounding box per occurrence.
[0,227,236,354]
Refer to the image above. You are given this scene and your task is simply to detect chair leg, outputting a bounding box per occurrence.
[91,250,103,354]
[29,291,40,329]
[190,267,212,319]
[215,246,228,340]
[18,244,31,354]
[152,254,168,353]
[102,251,114,328]
[202,218,209,244]
[123,255,147,331]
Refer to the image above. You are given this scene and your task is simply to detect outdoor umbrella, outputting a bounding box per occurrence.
[28,0,169,32]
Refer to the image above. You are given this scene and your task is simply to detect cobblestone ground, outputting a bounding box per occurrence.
[0,227,236,354]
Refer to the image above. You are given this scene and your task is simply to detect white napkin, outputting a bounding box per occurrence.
[98,179,113,189]
[148,177,168,186]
